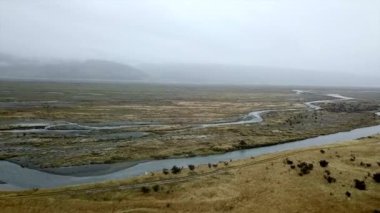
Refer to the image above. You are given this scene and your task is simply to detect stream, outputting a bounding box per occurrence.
[1,91,379,190]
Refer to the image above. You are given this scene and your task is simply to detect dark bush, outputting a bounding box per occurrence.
[239,140,247,146]
[208,163,212,168]
[141,186,150,193]
[188,164,195,171]
[285,158,293,165]
[320,149,325,154]
[152,185,160,192]
[162,168,169,175]
[297,162,314,175]
[171,165,182,174]
[212,164,218,168]
[360,162,372,167]
[324,175,336,183]
[224,161,229,166]
[290,165,296,169]
[373,172,380,183]
[354,179,366,190]
[345,191,351,197]
[319,160,329,167]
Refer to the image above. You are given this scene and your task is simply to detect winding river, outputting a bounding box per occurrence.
[0,92,357,132]
[1,91,379,190]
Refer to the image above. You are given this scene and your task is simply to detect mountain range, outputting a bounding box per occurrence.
[0,53,146,82]
[1,53,379,87]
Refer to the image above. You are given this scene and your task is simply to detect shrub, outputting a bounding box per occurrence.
[171,165,182,174]
[319,160,329,167]
[297,162,314,175]
[360,162,372,167]
[162,168,169,175]
[373,172,380,183]
[141,186,150,193]
[354,179,366,190]
[285,158,293,165]
[324,175,336,183]
[345,191,351,197]
[188,164,195,171]
[152,185,160,192]
[239,140,247,146]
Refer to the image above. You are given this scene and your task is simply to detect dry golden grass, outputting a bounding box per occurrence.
[1,135,379,213]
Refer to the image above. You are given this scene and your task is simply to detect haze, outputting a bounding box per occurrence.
[0,0,379,86]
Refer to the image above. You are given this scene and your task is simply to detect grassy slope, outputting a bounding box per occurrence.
[1,135,379,213]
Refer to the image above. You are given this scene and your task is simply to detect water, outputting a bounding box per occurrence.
[199,110,268,128]
[1,92,376,190]
[0,92,354,132]
[1,124,380,190]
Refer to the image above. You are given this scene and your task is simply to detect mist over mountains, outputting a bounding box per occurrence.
[0,53,379,87]
[139,63,380,87]
[0,53,145,82]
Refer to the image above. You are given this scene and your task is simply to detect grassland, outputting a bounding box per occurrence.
[0,80,379,168]
[0,135,379,212]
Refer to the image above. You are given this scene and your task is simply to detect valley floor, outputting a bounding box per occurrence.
[1,81,379,168]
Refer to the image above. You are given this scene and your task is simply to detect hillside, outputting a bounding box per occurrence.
[1,135,379,212]
[0,54,146,82]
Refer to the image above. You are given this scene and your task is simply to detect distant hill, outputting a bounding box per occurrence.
[2,53,379,87]
[139,63,380,87]
[0,54,146,82]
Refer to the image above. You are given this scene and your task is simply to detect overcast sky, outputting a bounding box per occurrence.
[0,0,379,74]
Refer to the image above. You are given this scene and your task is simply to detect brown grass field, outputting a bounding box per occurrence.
[1,81,379,168]
[0,135,379,213]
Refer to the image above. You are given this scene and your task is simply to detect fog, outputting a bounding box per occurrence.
[0,0,379,86]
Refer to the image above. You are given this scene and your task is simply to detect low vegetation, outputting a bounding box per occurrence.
[1,82,379,169]
[1,135,379,212]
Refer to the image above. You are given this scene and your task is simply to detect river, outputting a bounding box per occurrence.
[1,91,379,190]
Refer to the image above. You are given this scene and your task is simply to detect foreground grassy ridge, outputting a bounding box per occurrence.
[0,81,380,167]
[1,135,379,212]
